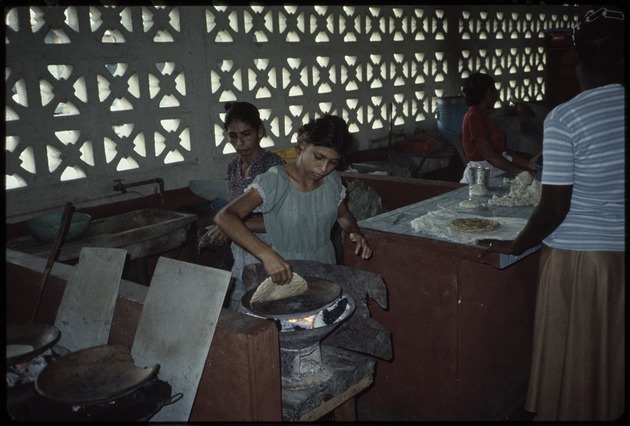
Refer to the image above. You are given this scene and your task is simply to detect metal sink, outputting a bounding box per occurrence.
[12,208,198,262]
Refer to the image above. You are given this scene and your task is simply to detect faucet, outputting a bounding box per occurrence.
[113,178,165,207]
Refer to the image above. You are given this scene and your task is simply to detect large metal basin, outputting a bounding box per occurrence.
[90,209,193,236]
[13,208,197,262]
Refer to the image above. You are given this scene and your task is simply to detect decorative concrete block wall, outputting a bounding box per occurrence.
[4,4,583,218]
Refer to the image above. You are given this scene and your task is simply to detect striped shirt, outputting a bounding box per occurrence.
[541,84,625,251]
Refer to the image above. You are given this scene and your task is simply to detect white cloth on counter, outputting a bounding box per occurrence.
[410,208,528,246]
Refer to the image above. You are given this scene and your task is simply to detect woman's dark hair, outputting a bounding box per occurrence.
[572,6,624,76]
[462,72,496,106]
[223,102,265,136]
[297,114,353,155]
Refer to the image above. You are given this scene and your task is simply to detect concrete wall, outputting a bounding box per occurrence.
[4,4,586,220]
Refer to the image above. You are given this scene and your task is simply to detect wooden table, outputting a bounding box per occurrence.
[343,177,539,421]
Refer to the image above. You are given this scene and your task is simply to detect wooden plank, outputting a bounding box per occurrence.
[282,346,375,421]
[131,257,230,422]
[189,309,283,422]
[333,398,357,421]
[54,247,127,352]
[299,377,372,421]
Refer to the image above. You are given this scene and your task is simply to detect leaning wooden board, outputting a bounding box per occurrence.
[54,247,127,352]
[131,257,231,422]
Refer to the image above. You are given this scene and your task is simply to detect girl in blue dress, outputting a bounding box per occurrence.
[215,114,372,284]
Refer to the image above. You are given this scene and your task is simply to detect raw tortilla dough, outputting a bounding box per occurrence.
[250,273,308,304]
[514,171,533,186]
[489,171,541,207]
[469,183,487,196]
[459,200,480,209]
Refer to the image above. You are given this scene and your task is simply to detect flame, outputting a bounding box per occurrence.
[286,313,318,329]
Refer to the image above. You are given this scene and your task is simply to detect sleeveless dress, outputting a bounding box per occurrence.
[249,166,346,265]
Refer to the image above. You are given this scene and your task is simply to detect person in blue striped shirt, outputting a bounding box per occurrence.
[476,6,625,421]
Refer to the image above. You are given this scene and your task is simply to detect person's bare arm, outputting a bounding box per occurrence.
[214,189,292,284]
[505,148,538,172]
[204,214,266,245]
[475,137,534,175]
[477,184,572,255]
[244,215,266,233]
[203,224,230,245]
[336,200,372,259]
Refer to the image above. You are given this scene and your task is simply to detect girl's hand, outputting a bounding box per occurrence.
[349,232,372,260]
[261,251,293,284]
[528,152,541,172]
[204,225,230,245]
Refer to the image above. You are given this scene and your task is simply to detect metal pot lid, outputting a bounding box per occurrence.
[241,276,342,319]
[35,344,160,406]
[6,324,61,366]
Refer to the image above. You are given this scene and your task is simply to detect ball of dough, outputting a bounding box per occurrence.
[459,199,480,209]
[469,183,487,196]
[514,171,533,186]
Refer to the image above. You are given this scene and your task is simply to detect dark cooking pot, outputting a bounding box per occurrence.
[8,343,178,422]
[35,344,160,406]
[6,324,61,366]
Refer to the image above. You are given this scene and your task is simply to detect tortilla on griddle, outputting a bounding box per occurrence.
[250,273,308,304]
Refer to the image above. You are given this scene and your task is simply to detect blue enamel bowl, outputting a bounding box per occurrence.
[24,211,92,242]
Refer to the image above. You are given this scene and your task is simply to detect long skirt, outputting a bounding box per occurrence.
[524,245,625,421]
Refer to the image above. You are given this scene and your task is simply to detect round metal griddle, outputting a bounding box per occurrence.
[6,324,61,366]
[35,344,160,406]
[241,276,342,319]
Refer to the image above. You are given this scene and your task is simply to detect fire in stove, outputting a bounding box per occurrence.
[241,260,392,396]
[243,289,356,389]
[285,314,317,330]
[240,260,392,419]
[7,349,55,388]
[280,296,349,332]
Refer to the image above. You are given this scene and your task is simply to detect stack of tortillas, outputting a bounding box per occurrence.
[250,273,308,304]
